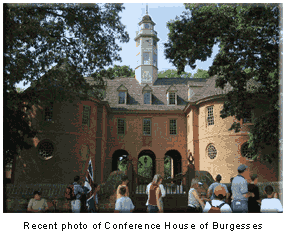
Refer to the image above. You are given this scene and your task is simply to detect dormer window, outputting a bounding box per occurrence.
[167,85,177,105]
[168,92,176,105]
[117,85,128,105]
[143,84,152,105]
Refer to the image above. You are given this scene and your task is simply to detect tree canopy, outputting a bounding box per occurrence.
[193,69,209,79]
[164,3,281,161]
[158,69,192,78]
[4,3,129,165]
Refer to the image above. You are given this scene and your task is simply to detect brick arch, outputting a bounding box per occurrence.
[164,149,182,177]
[111,149,130,172]
[138,149,156,177]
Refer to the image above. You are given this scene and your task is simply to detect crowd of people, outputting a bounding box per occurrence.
[27,164,282,213]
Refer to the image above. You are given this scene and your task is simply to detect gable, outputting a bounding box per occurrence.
[117,84,128,92]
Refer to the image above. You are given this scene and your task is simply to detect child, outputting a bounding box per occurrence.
[114,186,135,213]
[260,185,283,213]
[116,175,129,200]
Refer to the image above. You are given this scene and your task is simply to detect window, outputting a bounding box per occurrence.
[169,119,177,135]
[143,118,151,135]
[38,140,54,160]
[241,142,253,160]
[45,103,53,121]
[143,53,150,65]
[144,92,151,105]
[168,92,176,105]
[207,106,214,126]
[207,144,217,159]
[153,54,157,67]
[243,110,252,123]
[119,91,126,104]
[117,119,125,135]
[82,105,91,126]
[144,23,150,29]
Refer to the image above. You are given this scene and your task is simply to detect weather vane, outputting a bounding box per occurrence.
[146,4,148,15]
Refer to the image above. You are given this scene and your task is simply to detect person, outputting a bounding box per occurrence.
[207,174,229,201]
[146,174,164,213]
[260,185,283,213]
[203,185,232,213]
[85,183,100,213]
[226,177,234,206]
[27,191,48,213]
[114,186,135,213]
[187,178,205,213]
[231,164,255,213]
[116,175,129,200]
[71,175,84,213]
[248,174,260,213]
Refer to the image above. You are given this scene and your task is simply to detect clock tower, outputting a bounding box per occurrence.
[135,8,159,84]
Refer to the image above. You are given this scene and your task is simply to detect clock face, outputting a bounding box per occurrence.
[144,23,149,29]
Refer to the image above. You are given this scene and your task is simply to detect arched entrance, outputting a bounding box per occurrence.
[112,149,129,172]
[138,150,156,178]
[164,150,182,179]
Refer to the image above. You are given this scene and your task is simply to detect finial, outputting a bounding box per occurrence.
[146,4,148,15]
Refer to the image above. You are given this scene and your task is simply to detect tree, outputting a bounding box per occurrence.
[164,4,281,161]
[3,3,129,165]
[193,69,209,79]
[158,69,192,78]
[93,65,135,79]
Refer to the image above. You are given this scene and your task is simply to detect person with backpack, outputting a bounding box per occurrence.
[65,176,84,213]
[203,185,232,213]
[207,174,229,201]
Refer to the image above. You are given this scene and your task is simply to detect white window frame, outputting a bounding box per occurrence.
[167,92,176,105]
[117,118,125,135]
[118,91,127,105]
[169,119,177,135]
[144,91,152,105]
[207,106,214,126]
[207,144,217,159]
[143,118,151,136]
[82,105,91,127]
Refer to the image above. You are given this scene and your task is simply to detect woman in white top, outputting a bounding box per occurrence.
[146,174,165,213]
[187,178,205,213]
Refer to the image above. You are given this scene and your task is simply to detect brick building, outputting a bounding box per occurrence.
[10,12,279,185]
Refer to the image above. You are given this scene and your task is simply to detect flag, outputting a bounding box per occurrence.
[84,158,96,212]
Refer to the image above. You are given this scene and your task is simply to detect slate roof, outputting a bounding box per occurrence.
[84,75,261,112]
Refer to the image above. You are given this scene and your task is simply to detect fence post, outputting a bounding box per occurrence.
[126,159,134,198]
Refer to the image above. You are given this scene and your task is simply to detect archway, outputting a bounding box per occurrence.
[138,150,156,179]
[164,150,182,179]
[112,149,129,172]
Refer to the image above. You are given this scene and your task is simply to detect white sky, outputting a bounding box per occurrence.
[15,3,219,89]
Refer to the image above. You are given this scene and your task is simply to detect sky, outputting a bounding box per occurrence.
[15,3,220,89]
